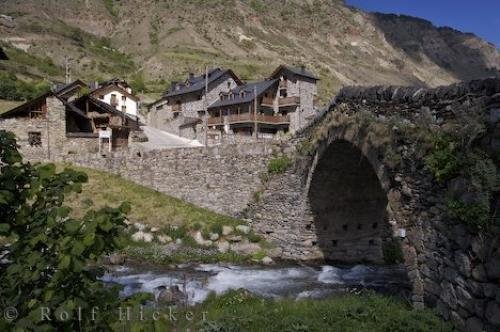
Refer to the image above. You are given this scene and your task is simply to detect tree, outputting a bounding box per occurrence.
[0,130,132,330]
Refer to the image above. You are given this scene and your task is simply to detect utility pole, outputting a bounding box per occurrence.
[253,85,257,140]
[204,65,208,148]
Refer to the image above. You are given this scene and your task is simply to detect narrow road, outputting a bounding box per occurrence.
[139,126,203,150]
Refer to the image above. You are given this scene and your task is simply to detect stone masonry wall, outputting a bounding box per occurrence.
[0,97,66,161]
[247,78,500,331]
[60,142,283,216]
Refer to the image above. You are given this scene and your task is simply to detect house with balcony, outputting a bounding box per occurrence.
[148,65,319,143]
[90,78,140,117]
[0,80,142,160]
[268,65,319,132]
[148,68,241,141]
[206,65,319,142]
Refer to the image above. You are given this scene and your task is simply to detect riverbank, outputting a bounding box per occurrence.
[111,290,453,331]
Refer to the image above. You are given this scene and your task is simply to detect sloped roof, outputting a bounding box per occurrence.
[270,65,319,81]
[164,68,242,98]
[90,84,139,101]
[208,79,278,109]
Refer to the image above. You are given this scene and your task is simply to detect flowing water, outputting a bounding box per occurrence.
[102,263,411,305]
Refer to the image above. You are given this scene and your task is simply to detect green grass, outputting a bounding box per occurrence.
[119,290,452,331]
[62,164,242,229]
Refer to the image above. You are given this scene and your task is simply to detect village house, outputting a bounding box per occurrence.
[0,80,142,161]
[149,65,319,144]
[148,68,242,141]
[207,65,319,143]
[90,78,140,117]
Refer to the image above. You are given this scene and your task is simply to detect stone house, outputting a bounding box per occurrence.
[206,65,319,143]
[269,65,319,132]
[149,65,319,144]
[0,80,141,161]
[149,68,242,142]
[90,78,140,117]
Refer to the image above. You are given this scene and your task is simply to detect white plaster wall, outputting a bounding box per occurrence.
[100,89,138,116]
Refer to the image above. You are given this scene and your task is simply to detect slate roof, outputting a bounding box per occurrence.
[164,68,242,98]
[270,65,319,81]
[208,79,278,109]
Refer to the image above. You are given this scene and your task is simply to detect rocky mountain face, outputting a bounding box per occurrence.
[0,0,499,103]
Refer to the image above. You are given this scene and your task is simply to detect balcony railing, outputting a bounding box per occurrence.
[278,96,300,107]
[208,113,290,126]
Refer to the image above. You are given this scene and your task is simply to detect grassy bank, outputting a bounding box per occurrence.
[114,290,453,331]
[60,164,270,264]
[62,164,241,228]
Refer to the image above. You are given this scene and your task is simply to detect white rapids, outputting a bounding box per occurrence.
[102,263,410,305]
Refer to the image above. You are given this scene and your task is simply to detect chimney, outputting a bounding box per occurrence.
[189,73,194,80]
[300,64,306,72]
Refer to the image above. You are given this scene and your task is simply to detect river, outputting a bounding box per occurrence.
[102,263,411,305]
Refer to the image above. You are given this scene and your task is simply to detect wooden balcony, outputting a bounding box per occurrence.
[278,96,300,107]
[208,113,290,126]
[261,97,275,107]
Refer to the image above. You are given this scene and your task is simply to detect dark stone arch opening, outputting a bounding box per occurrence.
[309,140,393,264]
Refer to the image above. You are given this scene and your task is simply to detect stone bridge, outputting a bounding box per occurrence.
[245,78,500,331]
[26,78,500,331]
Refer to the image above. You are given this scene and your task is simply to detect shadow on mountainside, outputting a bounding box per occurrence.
[371,13,500,82]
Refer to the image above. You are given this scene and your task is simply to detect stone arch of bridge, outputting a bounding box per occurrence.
[305,128,406,265]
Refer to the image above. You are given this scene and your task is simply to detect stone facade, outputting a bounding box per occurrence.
[0,97,66,160]
[148,73,239,142]
[246,78,500,331]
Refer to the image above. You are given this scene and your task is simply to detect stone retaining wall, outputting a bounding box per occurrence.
[60,142,285,216]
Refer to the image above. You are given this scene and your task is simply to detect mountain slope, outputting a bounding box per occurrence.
[0,0,499,105]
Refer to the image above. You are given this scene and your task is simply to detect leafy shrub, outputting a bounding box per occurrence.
[0,71,51,101]
[447,199,491,231]
[267,156,293,174]
[425,134,462,183]
[0,131,141,330]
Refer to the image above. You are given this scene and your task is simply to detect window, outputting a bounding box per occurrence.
[121,105,127,112]
[28,132,42,147]
[98,95,104,100]
[122,95,127,102]
[227,81,231,89]
[280,90,288,98]
[173,112,179,119]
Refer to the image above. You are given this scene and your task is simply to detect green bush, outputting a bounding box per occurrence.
[0,71,51,101]
[447,199,491,231]
[0,130,150,330]
[267,156,293,174]
[425,134,462,183]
